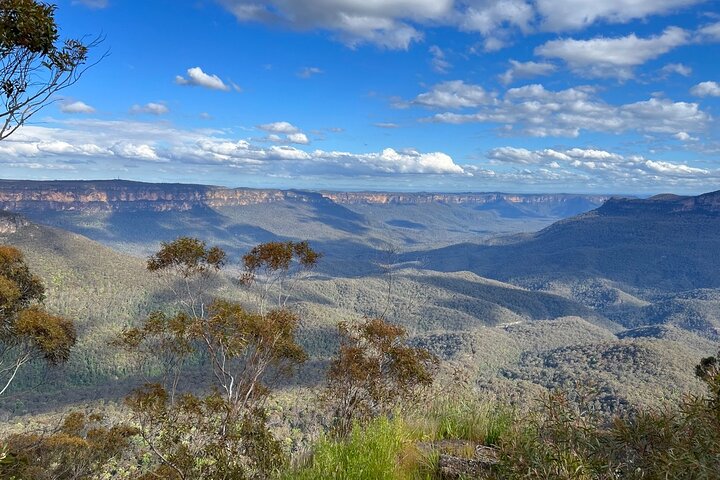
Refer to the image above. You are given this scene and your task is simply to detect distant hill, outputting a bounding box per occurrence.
[0,180,609,275]
[414,190,720,292]
[0,179,610,213]
[2,184,717,417]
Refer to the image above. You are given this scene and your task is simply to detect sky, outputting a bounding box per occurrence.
[1,0,720,194]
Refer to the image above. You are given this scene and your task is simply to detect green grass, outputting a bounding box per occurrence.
[408,394,514,446]
[283,416,423,480]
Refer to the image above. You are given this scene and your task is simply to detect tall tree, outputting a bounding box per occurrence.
[0,0,102,140]
[116,238,319,479]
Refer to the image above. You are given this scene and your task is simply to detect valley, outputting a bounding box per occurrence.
[0,181,716,420]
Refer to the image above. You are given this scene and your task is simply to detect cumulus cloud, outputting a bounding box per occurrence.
[287,132,310,144]
[690,81,720,97]
[0,119,465,178]
[407,80,495,109]
[258,121,300,134]
[660,63,692,77]
[486,146,711,183]
[535,27,690,78]
[217,0,707,51]
[674,131,698,141]
[499,59,556,85]
[697,21,720,41]
[175,67,231,91]
[534,0,705,31]
[219,0,452,49]
[315,148,466,175]
[457,0,534,37]
[416,83,710,137]
[130,102,169,115]
[60,101,96,114]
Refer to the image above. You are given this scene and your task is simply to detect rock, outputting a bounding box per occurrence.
[417,440,499,479]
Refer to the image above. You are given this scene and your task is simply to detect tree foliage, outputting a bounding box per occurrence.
[0,245,76,396]
[115,238,317,478]
[240,241,321,312]
[325,317,438,437]
[1,411,138,479]
[0,0,102,140]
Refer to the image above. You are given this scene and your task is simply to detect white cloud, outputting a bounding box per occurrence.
[535,0,706,31]
[130,102,169,115]
[487,146,711,181]
[487,146,541,164]
[258,121,300,134]
[175,67,231,91]
[690,81,720,97]
[660,63,692,76]
[674,131,698,141]
[287,132,310,144]
[60,101,96,114]
[0,119,465,178]
[535,27,689,78]
[297,67,324,78]
[374,122,400,128]
[408,80,494,109]
[111,143,163,162]
[644,159,707,175]
[418,83,710,137]
[697,21,720,41]
[217,0,708,51]
[429,45,451,73]
[499,59,556,85]
[457,0,534,35]
[315,148,467,175]
[219,0,453,49]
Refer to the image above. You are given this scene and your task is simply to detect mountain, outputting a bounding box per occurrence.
[0,180,610,275]
[415,190,720,292]
[1,185,718,418]
[0,213,634,415]
[0,179,610,213]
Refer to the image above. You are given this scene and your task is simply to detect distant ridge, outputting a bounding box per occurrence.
[413,189,720,291]
[0,179,612,213]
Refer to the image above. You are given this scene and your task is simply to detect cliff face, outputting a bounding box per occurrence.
[0,180,322,213]
[597,190,720,216]
[0,212,29,234]
[0,179,611,213]
[323,191,611,206]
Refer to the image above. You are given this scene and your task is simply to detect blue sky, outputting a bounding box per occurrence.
[2,0,719,193]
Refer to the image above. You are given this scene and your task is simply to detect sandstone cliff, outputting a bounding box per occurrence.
[0,179,611,213]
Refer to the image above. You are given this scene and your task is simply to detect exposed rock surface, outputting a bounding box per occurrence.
[0,179,610,213]
[418,440,499,480]
[0,211,28,234]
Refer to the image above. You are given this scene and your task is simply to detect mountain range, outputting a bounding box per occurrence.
[0,180,717,418]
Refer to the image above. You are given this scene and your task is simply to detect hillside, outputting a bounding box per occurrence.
[1,210,714,418]
[414,190,720,292]
[0,181,610,286]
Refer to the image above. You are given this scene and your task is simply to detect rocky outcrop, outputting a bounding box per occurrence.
[417,440,499,479]
[323,191,610,206]
[0,179,610,214]
[0,180,322,213]
[598,190,720,216]
[0,212,28,235]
